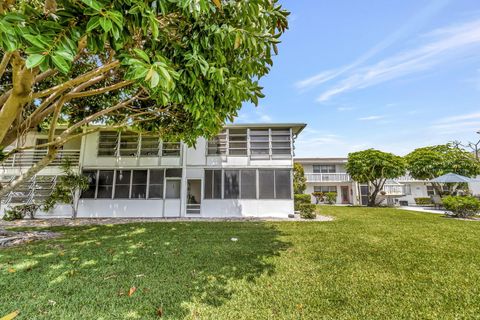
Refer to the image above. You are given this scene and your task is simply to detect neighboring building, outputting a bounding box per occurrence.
[0,123,306,218]
[294,158,432,206]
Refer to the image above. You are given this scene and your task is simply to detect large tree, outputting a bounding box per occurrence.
[346,149,406,207]
[0,0,289,197]
[405,144,480,196]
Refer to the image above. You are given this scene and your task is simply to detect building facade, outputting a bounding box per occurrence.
[295,158,433,206]
[0,123,305,219]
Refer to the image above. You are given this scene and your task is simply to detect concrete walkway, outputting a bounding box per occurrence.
[397,206,449,215]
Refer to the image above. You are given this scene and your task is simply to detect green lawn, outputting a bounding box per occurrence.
[1,207,480,319]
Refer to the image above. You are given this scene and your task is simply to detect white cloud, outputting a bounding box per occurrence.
[435,111,480,123]
[295,0,452,91]
[358,115,385,121]
[315,19,480,101]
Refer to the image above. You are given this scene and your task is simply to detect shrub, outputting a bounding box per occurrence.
[311,192,324,204]
[325,192,337,204]
[2,204,40,221]
[414,197,433,206]
[298,203,316,219]
[294,194,311,211]
[442,195,480,218]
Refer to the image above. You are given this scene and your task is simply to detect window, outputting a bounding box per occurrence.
[228,129,247,156]
[97,170,114,198]
[313,165,336,173]
[131,170,147,199]
[275,170,291,199]
[162,142,180,156]
[98,132,118,156]
[259,170,275,199]
[114,170,131,198]
[207,130,227,155]
[81,171,97,198]
[149,169,164,199]
[224,170,240,199]
[204,170,222,199]
[241,170,256,199]
[250,129,270,158]
[271,129,291,157]
[426,185,449,196]
[140,136,160,156]
[313,186,337,193]
[165,180,181,198]
[119,132,139,157]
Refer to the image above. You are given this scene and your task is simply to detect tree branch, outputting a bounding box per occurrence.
[0,51,12,80]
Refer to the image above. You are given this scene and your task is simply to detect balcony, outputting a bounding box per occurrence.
[1,150,80,168]
[305,173,351,182]
[382,184,405,196]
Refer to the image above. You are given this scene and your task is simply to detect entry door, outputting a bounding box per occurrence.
[164,179,181,217]
[341,186,349,204]
[186,179,201,215]
[360,185,369,206]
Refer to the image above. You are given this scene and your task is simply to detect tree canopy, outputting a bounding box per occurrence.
[0,0,289,196]
[405,144,480,196]
[346,149,406,206]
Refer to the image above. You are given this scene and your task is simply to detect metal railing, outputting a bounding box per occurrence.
[1,150,80,167]
[382,184,405,196]
[305,173,351,182]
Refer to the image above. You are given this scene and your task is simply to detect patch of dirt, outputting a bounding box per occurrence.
[0,230,61,248]
[0,215,334,228]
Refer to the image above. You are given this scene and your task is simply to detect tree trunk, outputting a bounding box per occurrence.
[0,52,36,146]
[368,187,380,207]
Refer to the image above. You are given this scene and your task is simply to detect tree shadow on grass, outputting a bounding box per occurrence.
[0,221,290,319]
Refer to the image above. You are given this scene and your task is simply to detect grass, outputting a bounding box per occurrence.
[1,206,480,319]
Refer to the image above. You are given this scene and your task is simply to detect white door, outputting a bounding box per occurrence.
[164,179,181,217]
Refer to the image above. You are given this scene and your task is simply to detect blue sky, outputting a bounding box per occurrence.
[235,0,480,157]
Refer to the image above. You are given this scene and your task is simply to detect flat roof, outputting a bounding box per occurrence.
[226,123,307,135]
[294,157,348,164]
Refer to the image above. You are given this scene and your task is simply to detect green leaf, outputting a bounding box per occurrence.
[86,16,100,32]
[22,34,49,50]
[133,49,150,63]
[99,17,112,32]
[52,54,70,73]
[82,0,104,11]
[25,54,45,69]
[150,71,160,88]
[54,50,74,62]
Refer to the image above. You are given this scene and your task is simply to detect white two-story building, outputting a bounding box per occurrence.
[0,123,305,219]
[295,157,434,206]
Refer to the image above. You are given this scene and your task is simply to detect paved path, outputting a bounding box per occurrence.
[397,206,448,214]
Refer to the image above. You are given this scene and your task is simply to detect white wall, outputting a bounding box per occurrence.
[77,200,166,218]
[200,199,293,218]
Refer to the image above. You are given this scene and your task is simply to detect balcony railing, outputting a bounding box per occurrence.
[305,173,351,182]
[382,184,405,196]
[1,150,80,168]
[393,175,423,182]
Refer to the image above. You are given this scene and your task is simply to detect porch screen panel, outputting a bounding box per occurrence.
[114,170,131,198]
[81,170,97,198]
[224,170,240,199]
[204,170,222,199]
[275,170,291,199]
[98,132,118,156]
[131,170,147,199]
[140,136,160,156]
[97,170,114,198]
[240,170,256,199]
[148,169,164,199]
[271,129,291,157]
[258,170,274,199]
[119,132,139,157]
